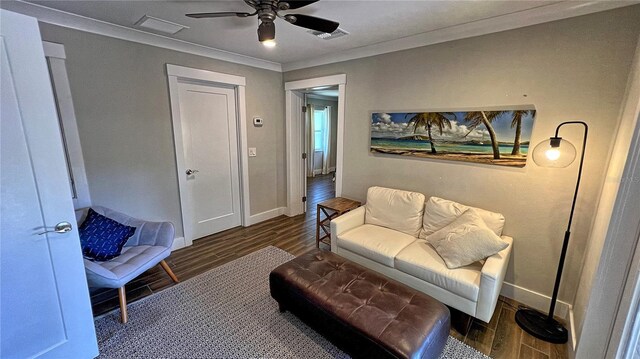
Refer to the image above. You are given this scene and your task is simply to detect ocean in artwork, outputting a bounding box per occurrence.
[370,109,536,167]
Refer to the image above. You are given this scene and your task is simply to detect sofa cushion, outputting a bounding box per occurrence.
[420,196,505,238]
[395,240,482,301]
[365,186,426,237]
[426,209,509,269]
[337,224,417,267]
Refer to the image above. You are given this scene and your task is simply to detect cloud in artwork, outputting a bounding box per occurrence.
[434,121,489,141]
[373,112,392,124]
[371,121,409,134]
[371,114,490,141]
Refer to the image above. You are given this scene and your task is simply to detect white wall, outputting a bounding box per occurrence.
[38,23,286,237]
[284,7,640,306]
[571,35,640,356]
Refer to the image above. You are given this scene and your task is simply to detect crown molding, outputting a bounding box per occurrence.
[282,1,639,72]
[0,0,282,72]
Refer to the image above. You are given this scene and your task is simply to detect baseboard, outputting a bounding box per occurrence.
[171,236,186,250]
[247,207,286,226]
[311,168,335,176]
[500,281,571,320]
[568,305,577,357]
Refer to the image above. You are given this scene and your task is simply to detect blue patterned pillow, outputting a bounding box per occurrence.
[79,208,137,261]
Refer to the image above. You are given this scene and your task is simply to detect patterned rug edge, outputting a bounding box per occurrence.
[93,245,290,320]
[93,246,491,358]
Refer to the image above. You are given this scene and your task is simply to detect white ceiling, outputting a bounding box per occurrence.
[10,0,640,70]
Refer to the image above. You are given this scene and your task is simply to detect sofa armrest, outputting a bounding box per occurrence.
[330,206,365,253]
[476,235,513,322]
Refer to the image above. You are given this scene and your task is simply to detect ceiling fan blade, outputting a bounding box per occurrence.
[186,12,253,19]
[279,0,319,10]
[285,14,339,33]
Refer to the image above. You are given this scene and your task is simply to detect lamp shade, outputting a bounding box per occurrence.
[532,137,576,168]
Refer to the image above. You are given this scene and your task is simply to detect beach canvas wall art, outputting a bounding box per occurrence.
[370,108,536,167]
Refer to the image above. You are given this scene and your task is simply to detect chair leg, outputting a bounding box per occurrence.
[160,260,179,283]
[118,286,128,324]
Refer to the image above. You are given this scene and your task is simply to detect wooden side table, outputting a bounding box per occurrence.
[316,197,361,248]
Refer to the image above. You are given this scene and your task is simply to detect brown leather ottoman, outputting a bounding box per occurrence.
[269,250,450,359]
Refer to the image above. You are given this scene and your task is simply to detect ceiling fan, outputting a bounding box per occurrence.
[186,0,339,47]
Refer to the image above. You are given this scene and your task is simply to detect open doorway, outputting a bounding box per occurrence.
[304,87,338,212]
[284,74,346,217]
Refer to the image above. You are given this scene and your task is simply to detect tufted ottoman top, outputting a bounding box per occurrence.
[270,250,450,359]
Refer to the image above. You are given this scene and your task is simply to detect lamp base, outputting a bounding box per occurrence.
[515,308,568,344]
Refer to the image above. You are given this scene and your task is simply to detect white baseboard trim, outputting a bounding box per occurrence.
[568,305,577,356]
[171,236,186,250]
[247,207,286,226]
[310,168,336,176]
[500,281,571,320]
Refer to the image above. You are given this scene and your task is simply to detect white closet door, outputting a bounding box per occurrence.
[177,82,241,240]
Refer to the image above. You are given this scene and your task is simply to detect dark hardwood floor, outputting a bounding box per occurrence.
[90,173,568,359]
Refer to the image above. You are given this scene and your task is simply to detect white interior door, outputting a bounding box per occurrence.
[285,89,307,216]
[0,10,98,358]
[302,95,308,213]
[177,82,241,240]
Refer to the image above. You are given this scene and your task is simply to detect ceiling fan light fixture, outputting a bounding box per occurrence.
[186,0,337,46]
[258,21,276,47]
[261,39,277,48]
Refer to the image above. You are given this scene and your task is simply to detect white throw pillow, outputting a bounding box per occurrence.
[420,196,505,238]
[365,186,425,237]
[426,209,508,269]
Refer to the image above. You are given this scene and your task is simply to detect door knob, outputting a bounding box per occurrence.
[38,222,73,235]
[186,169,199,175]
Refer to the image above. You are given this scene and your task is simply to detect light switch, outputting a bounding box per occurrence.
[248,147,257,157]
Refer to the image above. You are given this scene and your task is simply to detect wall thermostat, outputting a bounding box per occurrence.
[253,117,264,127]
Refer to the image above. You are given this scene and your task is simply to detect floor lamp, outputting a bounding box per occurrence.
[515,121,588,344]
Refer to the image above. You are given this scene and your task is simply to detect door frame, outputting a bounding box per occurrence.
[284,74,346,216]
[166,64,250,247]
[42,41,92,210]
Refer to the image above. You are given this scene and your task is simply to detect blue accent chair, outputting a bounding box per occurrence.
[78,206,179,323]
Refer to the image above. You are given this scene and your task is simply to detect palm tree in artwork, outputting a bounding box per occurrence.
[509,110,535,156]
[464,111,505,159]
[405,112,454,154]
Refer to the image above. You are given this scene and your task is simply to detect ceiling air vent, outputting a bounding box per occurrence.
[308,28,349,40]
[135,15,189,35]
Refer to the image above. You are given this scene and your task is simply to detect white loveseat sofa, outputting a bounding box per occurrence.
[330,186,513,323]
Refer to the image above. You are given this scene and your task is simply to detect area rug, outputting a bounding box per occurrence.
[95,246,490,358]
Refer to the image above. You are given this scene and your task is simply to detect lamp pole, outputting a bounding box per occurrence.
[547,121,588,319]
[516,121,588,344]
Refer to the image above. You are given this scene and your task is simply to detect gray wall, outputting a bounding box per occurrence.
[284,6,640,303]
[39,23,286,237]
